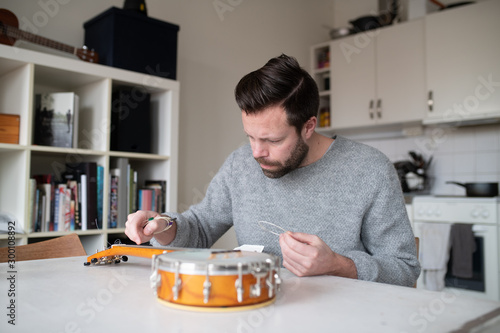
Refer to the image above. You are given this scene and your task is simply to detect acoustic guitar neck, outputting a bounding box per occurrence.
[0,8,98,63]
[3,24,76,54]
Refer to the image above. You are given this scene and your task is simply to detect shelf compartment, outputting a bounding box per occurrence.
[0,149,28,232]
[0,63,33,146]
[33,67,111,152]
[109,82,177,156]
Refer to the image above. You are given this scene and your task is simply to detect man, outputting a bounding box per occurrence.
[125,54,420,286]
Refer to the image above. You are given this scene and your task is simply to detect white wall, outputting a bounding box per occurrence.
[330,0,500,197]
[3,0,335,248]
[3,0,334,208]
[361,124,500,196]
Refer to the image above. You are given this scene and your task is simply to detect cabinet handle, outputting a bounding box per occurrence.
[376,99,382,118]
[369,100,374,119]
[428,90,433,112]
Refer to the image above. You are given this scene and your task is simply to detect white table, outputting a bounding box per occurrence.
[2,255,500,332]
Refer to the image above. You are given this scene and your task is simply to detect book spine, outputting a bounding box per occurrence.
[116,158,129,228]
[85,162,98,229]
[63,188,71,231]
[53,186,60,231]
[97,165,104,229]
[28,179,37,233]
[109,170,119,229]
[80,174,87,230]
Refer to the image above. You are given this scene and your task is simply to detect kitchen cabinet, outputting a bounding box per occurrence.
[316,19,425,130]
[424,0,500,124]
[0,44,179,253]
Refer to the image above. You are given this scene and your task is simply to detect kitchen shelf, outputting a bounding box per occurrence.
[0,44,179,253]
[310,42,332,129]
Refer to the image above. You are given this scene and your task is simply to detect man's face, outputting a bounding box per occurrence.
[242,105,309,178]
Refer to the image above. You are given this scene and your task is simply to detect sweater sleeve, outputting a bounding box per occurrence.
[343,158,421,287]
[150,153,236,249]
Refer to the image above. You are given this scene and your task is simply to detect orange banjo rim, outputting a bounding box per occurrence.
[157,296,276,312]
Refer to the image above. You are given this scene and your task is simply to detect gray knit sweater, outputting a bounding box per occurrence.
[152,135,421,286]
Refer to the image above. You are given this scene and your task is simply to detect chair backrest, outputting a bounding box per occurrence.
[415,237,420,259]
[413,236,420,288]
[0,233,86,262]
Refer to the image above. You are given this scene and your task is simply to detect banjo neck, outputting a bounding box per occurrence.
[85,244,176,265]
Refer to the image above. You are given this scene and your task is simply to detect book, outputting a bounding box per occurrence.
[61,186,71,231]
[127,166,138,214]
[33,175,55,232]
[131,170,137,214]
[62,170,82,230]
[55,183,71,231]
[97,165,104,229]
[115,158,129,228]
[144,180,167,213]
[109,169,119,228]
[67,180,79,231]
[138,188,153,211]
[28,178,37,233]
[33,92,79,148]
[80,174,88,230]
[53,184,60,231]
[34,188,41,232]
[67,162,98,230]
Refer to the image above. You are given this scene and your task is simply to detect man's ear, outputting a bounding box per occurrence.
[302,116,317,139]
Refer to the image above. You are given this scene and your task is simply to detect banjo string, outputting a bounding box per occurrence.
[257,220,287,236]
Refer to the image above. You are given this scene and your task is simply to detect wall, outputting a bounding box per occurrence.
[330,0,499,197]
[3,0,336,248]
[2,0,334,209]
[360,124,500,196]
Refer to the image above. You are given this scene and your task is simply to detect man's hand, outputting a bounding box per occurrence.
[279,231,358,279]
[124,210,176,245]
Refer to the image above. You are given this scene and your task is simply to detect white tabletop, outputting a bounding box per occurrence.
[2,255,500,332]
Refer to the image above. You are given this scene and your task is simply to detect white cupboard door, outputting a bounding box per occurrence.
[376,19,426,125]
[330,34,376,129]
[425,0,500,122]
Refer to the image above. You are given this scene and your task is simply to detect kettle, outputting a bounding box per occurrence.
[394,151,432,193]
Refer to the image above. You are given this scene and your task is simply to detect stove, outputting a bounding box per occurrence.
[413,196,499,224]
[412,196,500,301]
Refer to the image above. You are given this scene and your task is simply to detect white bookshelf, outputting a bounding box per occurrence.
[0,44,179,254]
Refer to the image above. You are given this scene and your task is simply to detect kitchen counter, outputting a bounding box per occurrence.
[2,255,500,332]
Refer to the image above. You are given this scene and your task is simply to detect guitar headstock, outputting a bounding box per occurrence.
[84,246,127,266]
[76,46,99,63]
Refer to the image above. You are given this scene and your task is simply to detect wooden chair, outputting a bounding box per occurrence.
[414,237,420,288]
[0,233,86,263]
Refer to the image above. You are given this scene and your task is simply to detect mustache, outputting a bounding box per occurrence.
[254,157,281,167]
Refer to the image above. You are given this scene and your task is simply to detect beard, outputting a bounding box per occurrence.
[255,137,309,179]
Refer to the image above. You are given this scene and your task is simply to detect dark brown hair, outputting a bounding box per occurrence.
[234,54,319,133]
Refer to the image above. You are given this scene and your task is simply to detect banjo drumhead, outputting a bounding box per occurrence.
[151,250,281,310]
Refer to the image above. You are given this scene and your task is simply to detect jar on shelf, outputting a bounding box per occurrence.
[319,107,330,127]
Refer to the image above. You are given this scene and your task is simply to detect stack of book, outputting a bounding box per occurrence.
[108,157,166,228]
[29,162,104,233]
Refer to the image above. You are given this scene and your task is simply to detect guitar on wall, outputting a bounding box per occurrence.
[0,8,98,63]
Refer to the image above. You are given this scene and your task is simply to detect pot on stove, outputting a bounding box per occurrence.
[446,181,499,197]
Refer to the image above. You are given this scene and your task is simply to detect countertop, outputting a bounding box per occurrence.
[2,255,500,332]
